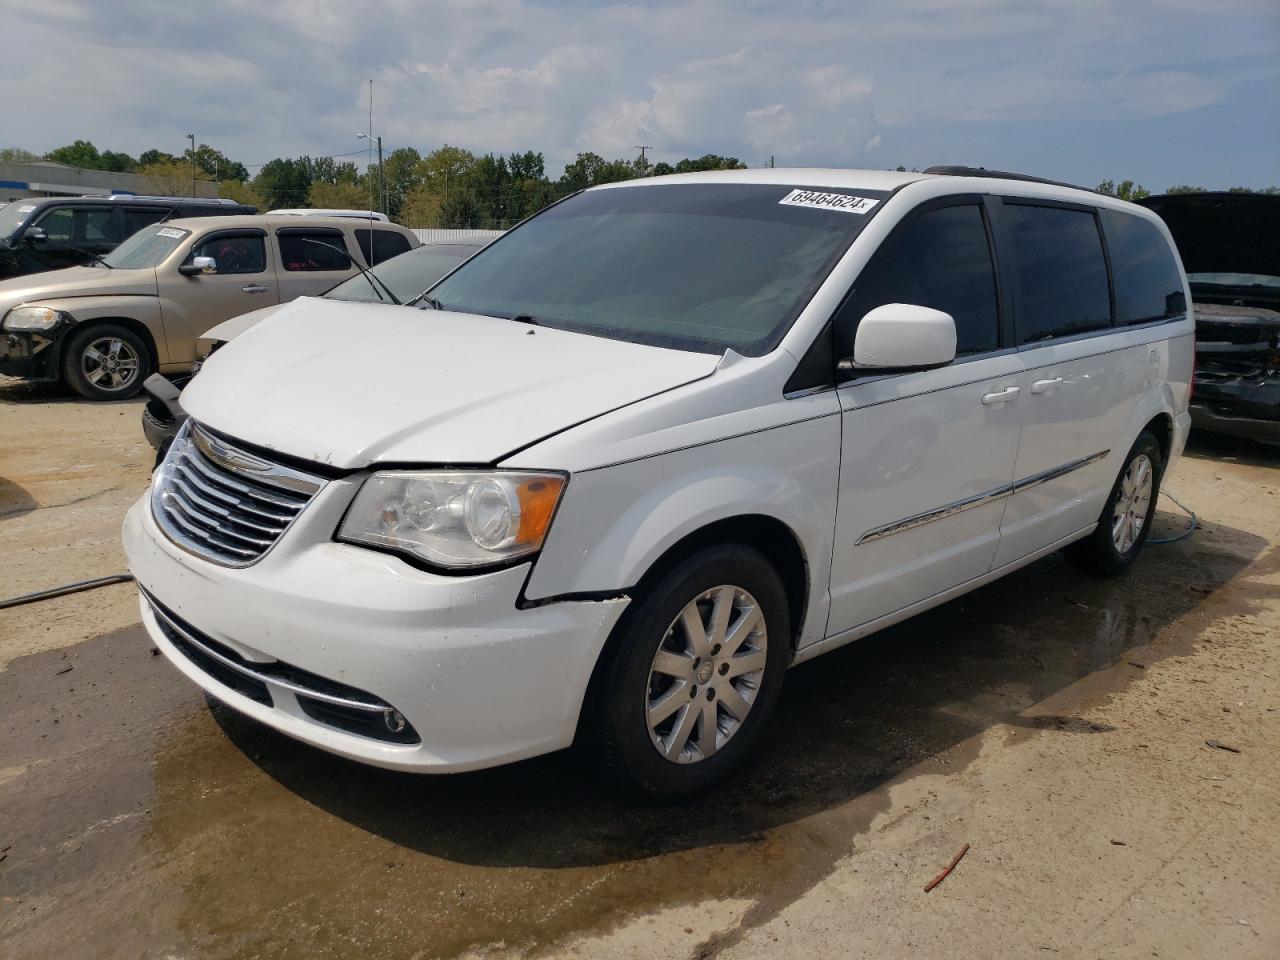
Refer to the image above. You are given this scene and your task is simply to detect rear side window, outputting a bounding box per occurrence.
[1100,210,1186,324]
[123,207,173,235]
[355,228,412,266]
[838,202,999,356]
[191,233,266,274]
[1003,204,1110,343]
[278,230,351,271]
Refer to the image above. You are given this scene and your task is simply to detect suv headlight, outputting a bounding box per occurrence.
[3,306,66,332]
[338,470,566,570]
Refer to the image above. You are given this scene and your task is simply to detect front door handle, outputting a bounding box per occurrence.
[981,386,1021,405]
[242,284,270,294]
[1030,377,1063,395]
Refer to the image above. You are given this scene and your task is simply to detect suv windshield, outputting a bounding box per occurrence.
[0,201,39,241]
[426,183,887,355]
[102,225,191,269]
[326,243,481,303]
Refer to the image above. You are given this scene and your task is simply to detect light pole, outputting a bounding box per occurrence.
[187,133,196,197]
[357,133,385,215]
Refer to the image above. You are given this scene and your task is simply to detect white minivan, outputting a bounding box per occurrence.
[123,167,1193,799]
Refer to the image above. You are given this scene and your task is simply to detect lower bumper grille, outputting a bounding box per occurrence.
[144,591,420,745]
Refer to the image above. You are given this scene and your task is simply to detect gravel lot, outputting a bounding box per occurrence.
[2,377,1278,960]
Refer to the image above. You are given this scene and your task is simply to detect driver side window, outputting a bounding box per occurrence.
[836,202,1000,359]
[190,234,266,275]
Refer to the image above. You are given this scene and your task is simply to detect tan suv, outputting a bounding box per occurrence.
[0,215,418,399]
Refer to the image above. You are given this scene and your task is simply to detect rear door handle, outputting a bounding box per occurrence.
[242,284,270,294]
[1030,377,1063,395]
[981,386,1021,405]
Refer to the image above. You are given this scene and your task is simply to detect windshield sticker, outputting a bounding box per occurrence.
[156,227,187,239]
[779,189,877,214]
[17,204,36,213]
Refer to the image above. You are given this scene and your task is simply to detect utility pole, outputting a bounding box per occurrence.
[634,145,653,174]
[187,133,196,196]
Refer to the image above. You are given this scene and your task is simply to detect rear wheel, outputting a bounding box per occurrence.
[62,323,153,400]
[1065,430,1163,577]
[591,544,790,800]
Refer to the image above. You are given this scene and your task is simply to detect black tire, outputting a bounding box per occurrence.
[591,543,791,801]
[61,322,153,401]
[1065,430,1163,577]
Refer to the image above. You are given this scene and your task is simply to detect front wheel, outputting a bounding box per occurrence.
[591,544,791,800]
[62,323,153,401]
[1065,430,1163,577]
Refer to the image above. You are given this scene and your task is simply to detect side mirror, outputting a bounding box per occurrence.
[839,303,957,373]
[23,227,48,243]
[180,256,217,277]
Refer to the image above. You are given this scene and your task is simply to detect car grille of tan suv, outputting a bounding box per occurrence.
[151,420,324,567]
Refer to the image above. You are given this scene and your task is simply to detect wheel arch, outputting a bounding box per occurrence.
[59,314,161,374]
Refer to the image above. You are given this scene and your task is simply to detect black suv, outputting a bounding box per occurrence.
[0,195,257,280]
[1139,192,1280,446]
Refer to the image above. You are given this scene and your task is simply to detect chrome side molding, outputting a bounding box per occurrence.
[856,449,1109,545]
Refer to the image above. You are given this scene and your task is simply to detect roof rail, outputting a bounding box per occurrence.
[80,195,244,204]
[923,165,1100,195]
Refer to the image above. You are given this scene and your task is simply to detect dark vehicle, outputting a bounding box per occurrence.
[1139,192,1280,446]
[141,238,491,457]
[0,195,257,280]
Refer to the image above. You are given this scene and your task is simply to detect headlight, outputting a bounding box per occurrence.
[338,470,566,569]
[3,306,65,332]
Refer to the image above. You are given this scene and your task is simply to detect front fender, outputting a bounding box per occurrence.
[31,295,167,363]
[523,410,841,648]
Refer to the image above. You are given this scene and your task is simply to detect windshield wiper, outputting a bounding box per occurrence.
[302,238,400,304]
[417,295,444,310]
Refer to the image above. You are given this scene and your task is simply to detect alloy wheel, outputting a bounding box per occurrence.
[1112,453,1153,553]
[645,585,768,764]
[82,336,140,392]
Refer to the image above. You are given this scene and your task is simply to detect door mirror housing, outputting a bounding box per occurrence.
[840,303,957,373]
[22,226,48,243]
[180,256,217,277]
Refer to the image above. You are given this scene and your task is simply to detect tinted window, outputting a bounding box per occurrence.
[1004,204,1110,343]
[428,183,887,355]
[355,228,412,266]
[1100,210,1185,324]
[278,231,351,271]
[326,243,480,303]
[33,206,119,244]
[838,203,999,356]
[191,233,266,274]
[123,206,173,235]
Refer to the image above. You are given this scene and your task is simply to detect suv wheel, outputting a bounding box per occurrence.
[1065,430,1163,577]
[62,323,153,401]
[592,544,790,800]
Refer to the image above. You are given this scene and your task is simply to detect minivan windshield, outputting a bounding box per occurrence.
[101,225,191,269]
[425,183,888,355]
[325,243,482,303]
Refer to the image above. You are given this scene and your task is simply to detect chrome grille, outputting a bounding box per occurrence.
[151,420,325,567]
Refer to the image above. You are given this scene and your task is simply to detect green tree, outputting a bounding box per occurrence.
[218,179,265,210]
[252,157,314,208]
[0,147,40,162]
[558,152,636,191]
[45,140,102,168]
[378,146,423,219]
[99,150,137,173]
[673,154,749,173]
[1096,179,1150,201]
[308,181,372,209]
[1165,185,1206,194]
[184,144,248,182]
[651,161,675,176]
[139,160,198,197]
[138,149,176,167]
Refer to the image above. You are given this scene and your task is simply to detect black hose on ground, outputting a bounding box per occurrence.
[0,574,135,611]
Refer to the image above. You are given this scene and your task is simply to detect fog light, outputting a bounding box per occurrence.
[384,709,407,734]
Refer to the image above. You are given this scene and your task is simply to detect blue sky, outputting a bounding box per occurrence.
[9,0,1279,189]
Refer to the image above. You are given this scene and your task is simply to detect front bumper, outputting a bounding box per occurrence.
[1190,402,1280,444]
[0,330,60,381]
[123,491,629,772]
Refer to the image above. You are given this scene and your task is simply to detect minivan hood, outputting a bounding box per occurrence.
[0,265,156,315]
[180,298,719,468]
[201,302,285,344]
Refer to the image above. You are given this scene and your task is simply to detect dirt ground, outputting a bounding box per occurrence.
[2,376,1278,960]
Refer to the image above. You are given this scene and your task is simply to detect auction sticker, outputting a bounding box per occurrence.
[157,227,187,239]
[779,189,877,214]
